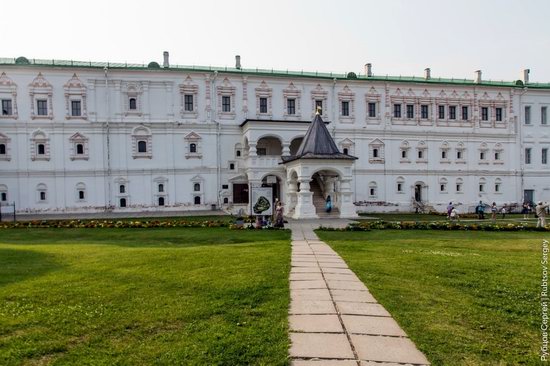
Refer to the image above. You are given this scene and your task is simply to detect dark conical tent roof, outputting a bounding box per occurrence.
[281,112,357,163]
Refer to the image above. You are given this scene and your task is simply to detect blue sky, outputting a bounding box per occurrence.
[3,0,549,82]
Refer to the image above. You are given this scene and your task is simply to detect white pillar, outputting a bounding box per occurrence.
[285,178,298,215]
[282,142,291,156]
[293,178,318,219]
[248,142,257,157]
[339,178,358,218]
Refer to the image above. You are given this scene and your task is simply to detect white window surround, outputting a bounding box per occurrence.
[479,142,489,165]
[190,175,204,204]
[455,142,466,164]
[0,184,7,202]
[124,82,143,116]
[29,73,53,120]
[0,72,18,119]
[493,143,504,164]
[440,141,450,163]
[311,83,328,119]
[396,176,405,194]
[0,132,11,161]
[75,182,86,202]
[217,77,236,119]
[131,126,152,159]
[338,85,355,123]
[185,131,202,159]
[283,82,302,119]
[153,176,168,206]
[439,178,448,193]
[69,132,89,161]
[416,141,428,163]
[456,178,464,194]
[399,140,411,163]
[179,75,199,118]
[30,129,50,161]
[368,139,384,164]
[365,86,381,125]
[338,138,355,156]
[368,181,378,198]
[64,73,87,120]
[494,178,502,194]
[255,81,273,118]
[36,183,48,203]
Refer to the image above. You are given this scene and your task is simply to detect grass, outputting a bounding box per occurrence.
[316,229,544,365]
[0,227,291,365]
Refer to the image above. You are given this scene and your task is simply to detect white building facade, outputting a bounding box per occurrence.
[0,55,549,217]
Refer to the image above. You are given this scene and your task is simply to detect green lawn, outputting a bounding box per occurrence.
[317,229,544,365]
[0,228,291,365]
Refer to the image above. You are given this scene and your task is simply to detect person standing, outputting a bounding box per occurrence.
[275,201,284,228]
[325,195,332,213]
[491,202,497,222]
[536,201,549,228]
[476,201,485,220]
[450,207,459,222]
[501,205,507,219]
[447,202,453,220]
[522,202,529,220]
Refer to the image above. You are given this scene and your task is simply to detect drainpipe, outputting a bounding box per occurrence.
[104,67,112,210]
[211,71,221,209]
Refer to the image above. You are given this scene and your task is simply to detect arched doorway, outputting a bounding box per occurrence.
[311,170,340,216]
[256,136,282,156]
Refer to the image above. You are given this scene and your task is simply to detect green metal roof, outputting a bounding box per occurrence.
[1,57,549,89]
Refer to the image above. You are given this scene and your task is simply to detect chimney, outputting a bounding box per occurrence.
[365,63,372,77]
[474,70,482,83]
[522,69,530,84]
[235,55,241,70]
[424,68,431,80]
[163,51,169,68]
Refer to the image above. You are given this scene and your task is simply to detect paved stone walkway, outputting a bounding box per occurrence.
[288,220,430,366]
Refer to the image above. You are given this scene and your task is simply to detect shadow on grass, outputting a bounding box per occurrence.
[0,248,63,288]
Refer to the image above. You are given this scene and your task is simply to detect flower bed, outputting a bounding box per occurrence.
[319,220,550,232]
[0,219,230,229]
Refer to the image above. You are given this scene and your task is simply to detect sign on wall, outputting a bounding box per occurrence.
[251,187,273,216]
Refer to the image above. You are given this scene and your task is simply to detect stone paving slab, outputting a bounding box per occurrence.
[336,302,391,317]
[288,221,429,365]
[292,289,332,301]
[350,334,430,364]
[290,333,355,359]
[342,315,407,337]
[292,360,358,366]
[290,299,337,315]
[290,273,325,281]
[289,314,344,333]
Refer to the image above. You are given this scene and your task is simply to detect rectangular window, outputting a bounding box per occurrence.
[37,100,48,116]
[542,106,548,125]
[397,183,402,192]
[393,104,401,118]
[315,100,323,114]
[222,96,231,112]
[449,106,456,120]
[456,184,462,192]
[495,184,500,192]
[71,100,81,117]
[287,98,296,115]
[441,150,447,159]
[495,152,500,160]
[481,107,488,121]
[462,106,468,120]
[438,105,445,119]
[525,148,532,164]
[368,102,376,117]
[1,99,12,115]
[457,150,462,160]
[525,106,531,124]
[406,104,414,119]
[543,148,548,165]
[496,107,503,121]
[184,94,194,111]
[259,97,268,114]
[480,151,486,160]
[421,105,428,119]
[479,184,485,192]
[341,101,349,116]
[40,191,46,201]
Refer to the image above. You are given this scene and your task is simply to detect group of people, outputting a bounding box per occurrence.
[470,200,549,227]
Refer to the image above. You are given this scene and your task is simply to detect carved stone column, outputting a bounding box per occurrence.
[293,178,318,219]
[339,178,358,218]
[285,178,298,215]
[282,142,291,156]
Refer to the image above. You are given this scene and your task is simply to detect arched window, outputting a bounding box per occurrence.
[1,192,6,201]
[396,177,405,193]
[401,150,407,159]
[138,141,147,153]
[194,196,201,205]
[119,185,126,194]
[194,183,201,192]
[418,150,423,159]
[40,192,46,201]
[158,184,164,193]
[190,143,197,153]
[373,148,378,158]
[236,150,241,157]
[343,148,349,155]
[0,144,5,155]
[439,178,448,192]
[129,98,137,110]
[37,183,47,202]
[38,144,45,155]
[120,198,127,207]
[223,197,229,204]
[229,163,235,170]
[158,197,165,206]
[369,182,377,197]
[456,178,463,193]
[495,178,502,193]
[76,144,84,155]
[79,190,85,200]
